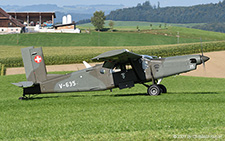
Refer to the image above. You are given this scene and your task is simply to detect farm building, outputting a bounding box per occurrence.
[0,8,25,34]
[7,11,55,26]
[54,21,76,30]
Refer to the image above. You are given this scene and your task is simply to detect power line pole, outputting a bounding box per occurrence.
[177,31,179,44]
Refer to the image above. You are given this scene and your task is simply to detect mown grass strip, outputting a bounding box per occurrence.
[0,75,225,140]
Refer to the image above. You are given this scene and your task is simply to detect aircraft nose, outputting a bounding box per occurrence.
[201,55,210,63]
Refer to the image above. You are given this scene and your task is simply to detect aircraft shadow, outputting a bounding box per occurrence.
[167,92,219,95]
[25,93,147,100]
[24,91,221,100]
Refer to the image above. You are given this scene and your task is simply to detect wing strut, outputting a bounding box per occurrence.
[149,64,157,84]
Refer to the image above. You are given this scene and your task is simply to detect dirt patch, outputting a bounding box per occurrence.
[6,51,225,78]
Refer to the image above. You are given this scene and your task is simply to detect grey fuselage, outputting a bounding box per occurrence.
[32,54,202,94]
[16,47,209,96]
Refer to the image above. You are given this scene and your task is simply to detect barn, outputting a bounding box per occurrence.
[7,11,55,26]
[0,8,25,34]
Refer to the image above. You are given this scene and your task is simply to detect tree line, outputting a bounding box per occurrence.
[192,23,225,33]
[106,0,225,23]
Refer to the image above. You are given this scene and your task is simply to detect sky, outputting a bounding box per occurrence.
[0,0,221,7]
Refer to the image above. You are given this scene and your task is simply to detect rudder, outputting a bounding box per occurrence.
[21,46,47,83]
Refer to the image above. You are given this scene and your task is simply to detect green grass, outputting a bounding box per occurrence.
[79,20,206,30]
[1,26,225,47]
[0,74,225,140]
[0,30,202,47]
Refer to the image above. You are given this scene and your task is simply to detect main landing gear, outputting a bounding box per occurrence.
[18,93,30,100]
[143,83,167,96]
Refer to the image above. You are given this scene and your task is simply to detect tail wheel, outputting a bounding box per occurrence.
[147,84,161,96]
[157,84,167,93]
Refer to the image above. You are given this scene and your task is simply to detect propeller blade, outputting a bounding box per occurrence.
[199,38,210,70]
[201,57,205,69]
[200,55,210,69]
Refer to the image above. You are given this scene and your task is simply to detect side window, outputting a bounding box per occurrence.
[142,59,149,70]
[100,68,105,74]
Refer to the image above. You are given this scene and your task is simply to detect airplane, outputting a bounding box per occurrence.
[13,46,210,100]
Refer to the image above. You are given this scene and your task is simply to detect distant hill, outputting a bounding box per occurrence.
[192,23,225,33]
[107,0,225,24]
[0,4,62,12]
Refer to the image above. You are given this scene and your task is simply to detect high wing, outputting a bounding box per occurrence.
[92,49,142,68]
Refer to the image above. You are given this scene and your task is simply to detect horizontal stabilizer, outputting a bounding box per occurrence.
[83,61,92,68]
[12,81,34,88]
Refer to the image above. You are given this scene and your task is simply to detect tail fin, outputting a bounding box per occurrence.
[21,46,47,83]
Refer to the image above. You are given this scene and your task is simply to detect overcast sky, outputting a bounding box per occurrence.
[0,0,221,7]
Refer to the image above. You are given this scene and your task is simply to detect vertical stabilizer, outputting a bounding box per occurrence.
[21,47,47,83]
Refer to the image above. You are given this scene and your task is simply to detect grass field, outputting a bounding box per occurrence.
[78,20,206,30]
[1,26,225,47]
[0,74,225,140]
[1,24,225,67]
[0,29,210,47]
[1,21,225,140]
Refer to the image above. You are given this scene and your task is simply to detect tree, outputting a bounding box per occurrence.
[91,11,106,31]
[108,20,115,31]
[157,1,160,9]
[137,25,140,32]
[164,23,167,29]
[150,24,152,30]
[142,1,150,6]
[159,24,161,29]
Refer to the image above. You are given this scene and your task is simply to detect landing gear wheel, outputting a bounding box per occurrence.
[147,84,161,96]
[157,84,167,93]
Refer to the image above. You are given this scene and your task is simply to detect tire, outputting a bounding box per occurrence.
[147,84,161,96]
[158,84,167,93]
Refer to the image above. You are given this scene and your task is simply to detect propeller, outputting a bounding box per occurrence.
[200,38,210,69]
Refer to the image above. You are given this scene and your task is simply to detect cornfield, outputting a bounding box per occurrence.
[1,41,225,68]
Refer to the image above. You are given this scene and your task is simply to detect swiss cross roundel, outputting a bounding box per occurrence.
[34,55,42,63]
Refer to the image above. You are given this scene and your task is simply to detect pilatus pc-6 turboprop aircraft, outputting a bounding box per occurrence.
[13,46,209,100]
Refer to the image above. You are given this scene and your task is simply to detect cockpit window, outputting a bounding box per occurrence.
[111,63,132,73]
[142,55,157,60]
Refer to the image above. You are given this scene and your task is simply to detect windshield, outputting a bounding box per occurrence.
[142,55,157,60]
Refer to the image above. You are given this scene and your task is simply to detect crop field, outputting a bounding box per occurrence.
[0,74,225,140]
[1,24,225,67]
[1,40,225,68]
